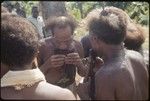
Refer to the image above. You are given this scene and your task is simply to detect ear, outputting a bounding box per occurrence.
[92,35,99,42]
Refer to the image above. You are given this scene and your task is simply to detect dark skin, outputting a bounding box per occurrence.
[32,8,39,19]
[1,80,76,100]
[90,34,148,100]
[38,25,88,84]
[1,13,76,100]
[1,59,76,100]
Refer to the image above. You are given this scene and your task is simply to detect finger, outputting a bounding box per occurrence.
[52,64,64,68]
[65,60,73,64]
[67,53,79,57]
[51,55,66,58]
[51,61,64,65]
[66,55,80,60]
[51,58,65,62]
[51,62,64,67]
[66,56,80,60]
[65,58,74,62]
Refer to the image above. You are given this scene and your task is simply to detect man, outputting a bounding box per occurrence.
[81,7,146,56]
[38,16,88,96]
[1,13,76,100]
[1,6,9,13]
[14,2,26,18]
[27,6,44,39]
[88,7,148,100]
[81,34,92,58]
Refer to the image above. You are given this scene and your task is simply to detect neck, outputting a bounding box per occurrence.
[10,64,33,71]
[101,43,125,62]
[1,63,9,78]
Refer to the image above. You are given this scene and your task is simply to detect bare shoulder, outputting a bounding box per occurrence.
[95,64,128,100]
[126,50,145,63]
[126,50,148,71]
[35,81,76,100]
[95,61,132,84]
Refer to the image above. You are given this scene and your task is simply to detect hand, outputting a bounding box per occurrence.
[77,78,90,100]
[65,53,82,66]
[95,57,104,68]
[50,54,65,68]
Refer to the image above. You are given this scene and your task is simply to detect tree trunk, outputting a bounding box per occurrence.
[77,2,83,18]
[39,1,67,37]
[39,1,67,22]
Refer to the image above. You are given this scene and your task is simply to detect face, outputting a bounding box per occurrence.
[89,33,103,57]
[32,9,39,18]
[53,25,74,50]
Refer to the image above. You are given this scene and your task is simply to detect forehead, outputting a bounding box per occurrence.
[54,25,72,35]
[54,25,73,41]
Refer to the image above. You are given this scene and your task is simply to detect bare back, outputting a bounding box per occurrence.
[1,81,76,100]
[95,50,148,100]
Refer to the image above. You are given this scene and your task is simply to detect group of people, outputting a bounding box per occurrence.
[1,5,149,100]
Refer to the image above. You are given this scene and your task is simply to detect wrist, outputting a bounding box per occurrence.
[76,59,84,67]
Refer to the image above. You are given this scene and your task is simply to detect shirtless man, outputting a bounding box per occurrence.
[38,16,88,95]
[87,7,149,100]
[81,7,146,55]
[1,13,76,100]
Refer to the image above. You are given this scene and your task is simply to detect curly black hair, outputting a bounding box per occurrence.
[1,13,39,68]
[88,7,127,45]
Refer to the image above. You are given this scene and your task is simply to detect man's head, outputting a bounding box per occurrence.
[1,6,9,13]
[1,13,39,69]
[88,7,127,55]
[86,7,145,54]
[32,6,39,18]
[45,16,77,50]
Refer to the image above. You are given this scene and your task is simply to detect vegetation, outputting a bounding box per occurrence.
[2,1,149,25]
[2,1,149,49]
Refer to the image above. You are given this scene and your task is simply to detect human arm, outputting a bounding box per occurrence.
[37,41,65,74]
[35,81,77,100]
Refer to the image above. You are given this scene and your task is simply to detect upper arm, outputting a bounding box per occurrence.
[95,71,115,100]
[35,82,76,100]
[57,89,76,100]
[37,42,45,66]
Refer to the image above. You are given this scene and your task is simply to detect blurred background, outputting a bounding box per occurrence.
[1,1,149,69]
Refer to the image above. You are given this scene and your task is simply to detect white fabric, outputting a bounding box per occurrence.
[27,16,44,38]
[1,68,46,90]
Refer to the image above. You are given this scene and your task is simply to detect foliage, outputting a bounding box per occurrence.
[2,1,148,25]
[66,1,149,26]
[125,2,149,25]
[21,1,38,17]
[1,1,38,17]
